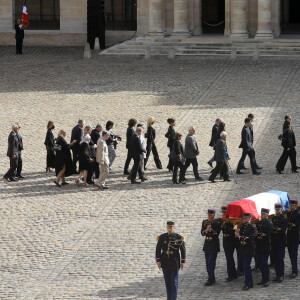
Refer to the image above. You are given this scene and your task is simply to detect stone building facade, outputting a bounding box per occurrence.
[0,0,299,47]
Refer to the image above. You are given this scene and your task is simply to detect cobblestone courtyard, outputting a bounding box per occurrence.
[0,47,299,299]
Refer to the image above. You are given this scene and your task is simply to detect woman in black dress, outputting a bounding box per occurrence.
[165,118,176,172]
[54,130,76,187]
[144,117,162,169]
[124,118,137,175]
[75,134,92,187]
[169,132,186,184]
[276,120,297,174]
[44,121,55,172]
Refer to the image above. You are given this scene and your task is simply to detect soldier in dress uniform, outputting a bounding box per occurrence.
[286,200,300,278]
[201,209,221,286]
[255,208,273,287]
[221,206,238,281]
[156,221,186,300]
[235,213,257,291]
[271,203,288,283]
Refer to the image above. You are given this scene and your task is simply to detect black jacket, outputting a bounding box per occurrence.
[239,126,253,150]
[165,126,175,148]
[222,221,237,250]
[201,220,221,253]
[255,219,273,254]
[7,131,19,157]
[169,140,184,162]
[79,142,90,160]
[271,214,288,249]
[70,125,83,152]
[287,209,300,246]
[91,129,100,145]
[126,127,135,150]
[44,129,55,148]
[130,133,146,158]
[156,233,186,271]
[238,223,257,258]
[146,126,156,147]
[209,124,219,147]
[15,24,24,40]
[281,129,296,149]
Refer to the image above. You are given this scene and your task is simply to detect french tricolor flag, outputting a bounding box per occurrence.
[22,1,29,28]
[226,190,290,219]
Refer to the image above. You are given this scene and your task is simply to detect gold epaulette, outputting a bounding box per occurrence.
[181,236,185,242]
[156,235,160,242]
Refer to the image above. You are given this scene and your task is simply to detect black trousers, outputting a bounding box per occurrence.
[46,148,56,168]
[167,147,173,171]
[131,155,144,181]
[237,149,257,174]
[72,149,80,172]
[209,161,228,181]
[5,156,18,178]
[276,147,297,172]
[16,153,22,176]
[124,150,132,172]
[172,161,185,183]
[87,159,100,181]
[184,158,200,179]
[144,141,162,168]
[16,38,23,54]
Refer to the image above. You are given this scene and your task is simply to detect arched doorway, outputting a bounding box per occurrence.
[281,0,300,33]
[202,0,225,34]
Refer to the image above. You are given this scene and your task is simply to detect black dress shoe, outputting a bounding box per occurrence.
[141,177,148,182]
[3,176,10,182]
[226,277,235,282]
[10,177,17,181]
[17,175,24,179]
[123,170,130,175]
[253,171,261,175]
[131,181,141,184]
[289,273,298,278]
[292,169,299,173]
[263,281,270,287]
[86,180,95,185]
[277,276,283,283]
[61,182,69,185]
[179,181,186,185]
[236,171,244,174]
[257,281,263,285]
[242,286,252,291]
[223,178,231,182]
[173,181,179,184]
[195,177,204,181]
[209,179,216,183]
[276,170,283,174]
[240,166,248,170]
[204,281,214,286]
[256,166,263,170]
[207,161,213,168]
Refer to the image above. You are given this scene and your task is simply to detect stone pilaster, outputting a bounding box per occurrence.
[230,0,248,39]
[148,0,164,36]
[255,0,274,39]
[0,0,13,32]
[272,0,281,37]
[172,0,190,37]
[192,0,202,35]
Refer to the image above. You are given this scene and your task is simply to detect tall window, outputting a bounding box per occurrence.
[105,0,137,30]
[14,0,60,30]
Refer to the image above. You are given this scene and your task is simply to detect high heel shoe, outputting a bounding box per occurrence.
[292,169,298,173]
[276,170,283,174]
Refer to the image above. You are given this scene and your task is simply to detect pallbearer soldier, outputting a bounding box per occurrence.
[271,203,288,283]
[255,208,273,287]
[287,200,300,278]
[221,206,238,281]
[156,221,186,300]
[201,209,221,286]
[235,213,257,290]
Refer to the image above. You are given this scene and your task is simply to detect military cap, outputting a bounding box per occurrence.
[261,208,270,214]
[167,221,175,226]
[290,200,298,205]
[221,206,227,212]
[275,203,283,209]
[243,213,252,218]
[208,209,216,215]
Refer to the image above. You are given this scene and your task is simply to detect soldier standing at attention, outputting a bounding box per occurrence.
[235,213,257,291]
[221,206,238,281]
[201,209,221,286]
[287,200,300,278]
[156,221,186,300]
[255,208,273,287]
[271,203,288,283]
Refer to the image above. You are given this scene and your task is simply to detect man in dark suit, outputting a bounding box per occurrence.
[236,118,261,175]
[3,124,20,182]
[207,118,222,168]
[15,123,24,179]
[130,127,146,184]
[209,131,230,183]
[90,124,103,179]
[15,19,24,55]
[71,119,85,174]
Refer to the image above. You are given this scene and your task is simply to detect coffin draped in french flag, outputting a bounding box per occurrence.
[226,190,290,219]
